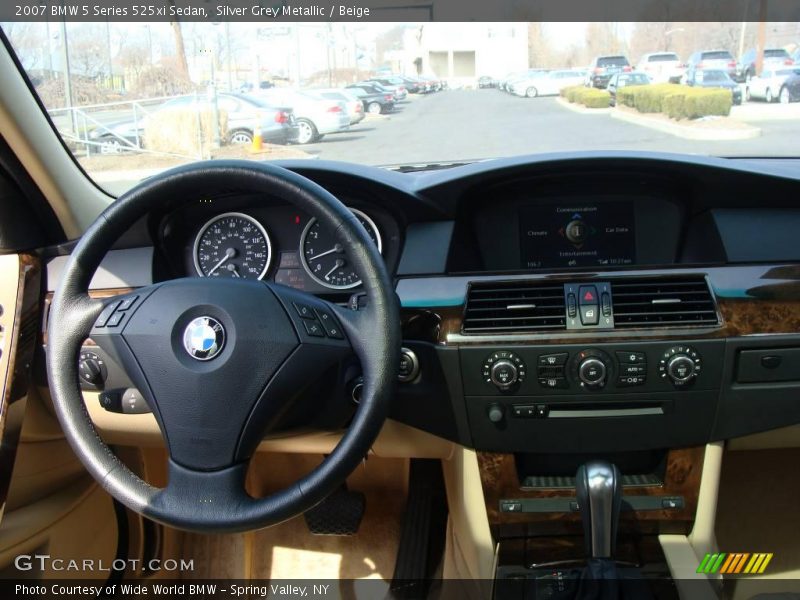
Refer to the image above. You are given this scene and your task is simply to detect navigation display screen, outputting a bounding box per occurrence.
[519,201,636,268]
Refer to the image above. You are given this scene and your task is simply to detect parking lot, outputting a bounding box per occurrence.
[85,87,800,194]
[302,89,800,165]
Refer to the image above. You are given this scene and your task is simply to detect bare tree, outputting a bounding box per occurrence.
[169,18,190,79]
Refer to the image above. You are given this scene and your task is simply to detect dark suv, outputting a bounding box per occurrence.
[586,55,631,88]
[685,49,738,82]
[737,48,794,82]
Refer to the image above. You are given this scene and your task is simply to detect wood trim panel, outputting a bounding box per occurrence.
[477,446,704,535]
[401,264,800,345]
[0,253,42,523]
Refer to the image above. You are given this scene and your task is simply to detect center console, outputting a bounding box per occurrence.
[461,338,724,454]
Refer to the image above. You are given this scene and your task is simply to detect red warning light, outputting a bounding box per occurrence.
[294,215,301,224]
[583,290,595,301]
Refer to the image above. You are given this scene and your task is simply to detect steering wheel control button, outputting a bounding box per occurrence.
[482,351,526,391]
[98,390,121,412]
[294,302,316,319]
[106,311,126,327]
[79,350,108,390]
[314,309,344,339]
[94,301,121,327]
[398,347,420,383]
[116,296,138,311]
[303,319,325,337]
[121,388,150,414]
[659,346,701,387]
[182,316,226,361]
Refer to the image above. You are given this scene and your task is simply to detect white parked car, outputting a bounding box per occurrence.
[510,70,586,98]
[747,68,800,103]
[315,88,366,125]
[253,89,350,144]
[636,52,685,83]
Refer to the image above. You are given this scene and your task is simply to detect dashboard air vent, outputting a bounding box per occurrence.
[611,276,718,328]
[463,281,566,333]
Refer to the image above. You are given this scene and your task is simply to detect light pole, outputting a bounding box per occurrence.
[200,47,221,151]
[58,20,75,134]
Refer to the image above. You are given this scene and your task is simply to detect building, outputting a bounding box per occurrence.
[397,23,529,87]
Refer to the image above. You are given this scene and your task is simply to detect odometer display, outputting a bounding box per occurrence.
[193,212,272,280]
[300,209,382,289]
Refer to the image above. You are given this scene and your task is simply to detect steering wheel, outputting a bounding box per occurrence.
[46,161,400,533]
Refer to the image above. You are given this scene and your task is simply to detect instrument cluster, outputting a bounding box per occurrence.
[157,196,401,295]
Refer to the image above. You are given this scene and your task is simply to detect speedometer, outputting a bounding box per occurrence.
[193,212,272,280]
[300,208,382,289]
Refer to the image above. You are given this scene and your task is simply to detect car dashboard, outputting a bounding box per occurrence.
[42,150,800,540]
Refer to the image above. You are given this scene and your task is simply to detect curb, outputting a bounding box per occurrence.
[611,109,761,141]
[555,97,613,115]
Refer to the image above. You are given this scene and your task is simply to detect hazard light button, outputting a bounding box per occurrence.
[578,286,599,325]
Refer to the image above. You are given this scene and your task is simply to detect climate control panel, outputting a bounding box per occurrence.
[464,340,720,397]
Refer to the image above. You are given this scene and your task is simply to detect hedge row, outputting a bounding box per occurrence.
[616,83,732,119]
[561,85,610,109]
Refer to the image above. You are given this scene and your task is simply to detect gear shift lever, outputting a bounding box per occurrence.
[576,461,622,559]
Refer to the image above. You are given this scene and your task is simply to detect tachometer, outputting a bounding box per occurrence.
[193,212,272,280]
[300,208,382,289]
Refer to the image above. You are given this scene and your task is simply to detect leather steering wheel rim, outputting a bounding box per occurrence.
[46,160,400,533]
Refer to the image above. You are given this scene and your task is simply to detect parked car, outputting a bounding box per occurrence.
[607,72,652,106]
[586,55,631,88]
[393,76,425,93]
[685,50,738,82]
[636,52,684,83]
[504,69,549,93]
[685,69,742,105]
[315,88,365,125]
[747,67,800,102]
[88,119,144,155]
[365,78,408,100]
[498,71,526,92]
[511,70,585,98]
[345,83,396,113]
[737,48,794,82]
[478,76,496,88]
[779,70,800,103]
[253,89,349,144]
[237,81,275,93]
[148,93,298,146]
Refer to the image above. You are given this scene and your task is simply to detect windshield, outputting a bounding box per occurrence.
[2,20,799,196]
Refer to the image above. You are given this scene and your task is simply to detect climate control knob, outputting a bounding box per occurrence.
[578,357,607,387]
[491,359,519,389]
[482,351,527,391]
[659,346,701,386]
[568,348,613,390]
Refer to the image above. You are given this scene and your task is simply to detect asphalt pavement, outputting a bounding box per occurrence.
[302,88,800,166]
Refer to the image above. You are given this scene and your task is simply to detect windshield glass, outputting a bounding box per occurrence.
[2,20,799,196]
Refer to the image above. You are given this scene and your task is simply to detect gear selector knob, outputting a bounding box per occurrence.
[575,460,622,559]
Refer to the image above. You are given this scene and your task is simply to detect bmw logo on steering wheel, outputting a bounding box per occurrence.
[183,317,226,361]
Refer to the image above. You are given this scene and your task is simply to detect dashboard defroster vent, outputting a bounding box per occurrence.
[463,281,566,333]
[611,276,718,328]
